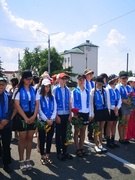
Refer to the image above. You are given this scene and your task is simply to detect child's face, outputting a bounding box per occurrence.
[0,81,6,94]
[45,85,51,93]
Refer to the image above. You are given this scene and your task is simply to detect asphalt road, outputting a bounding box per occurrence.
[0,131,135,180]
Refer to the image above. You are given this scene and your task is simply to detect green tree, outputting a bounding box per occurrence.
[19,46,63,76]
[0,59,5,77]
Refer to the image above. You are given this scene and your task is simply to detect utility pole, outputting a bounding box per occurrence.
[37,30,60,74]
[18,52,20,75]
[126,53,129,73]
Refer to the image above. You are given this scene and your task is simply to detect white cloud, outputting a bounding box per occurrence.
[0,0,98,71]
[105,29,125,47]
[0,45,24,70]
[0,0,47,35]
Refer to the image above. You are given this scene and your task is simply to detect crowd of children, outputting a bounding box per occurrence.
[0,68,135,174]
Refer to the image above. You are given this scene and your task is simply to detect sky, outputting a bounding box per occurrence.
[0,0,135,76]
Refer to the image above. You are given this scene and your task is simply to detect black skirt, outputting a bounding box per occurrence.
[16,112,36,131]
[94,108,110,122]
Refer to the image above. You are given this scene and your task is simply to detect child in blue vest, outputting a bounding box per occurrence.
[53,72,73,161]
[0,77,13,173]
[106,74,121,148]
[84,68,95,143]
[13,70,39,171]
[116,72,132,144]
[38,78,56,165]
[91,76,109,153]
[72,74,93,157]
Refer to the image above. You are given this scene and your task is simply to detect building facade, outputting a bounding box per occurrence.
[61,40,98,79]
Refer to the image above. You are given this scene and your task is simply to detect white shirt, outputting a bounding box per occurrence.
[106,84,121,112]
[71,87,92,117]
[38,95,57,121]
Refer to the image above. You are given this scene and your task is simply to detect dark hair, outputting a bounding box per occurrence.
[33,75,40,84]
[14,76,32,99]
[40,84,53,100]
[10,77,19,87]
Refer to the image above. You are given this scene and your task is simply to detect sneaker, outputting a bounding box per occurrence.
[99,145,108,153]
[94,146,102,154]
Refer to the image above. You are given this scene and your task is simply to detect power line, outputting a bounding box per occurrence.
[98,9,135,27]
[0,37,47,43]
[0,9,135,43]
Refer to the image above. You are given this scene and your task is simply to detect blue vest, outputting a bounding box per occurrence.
[94,89,107,110]
[55,86,70,110]
[109,88,120,106]
[40,96,54,119]
[0,92,8,120]
[20,86,36,112]
[73,87,89,110]
[86,80,94,92]
[120,85,132,99]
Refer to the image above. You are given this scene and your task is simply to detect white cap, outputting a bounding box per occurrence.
[128,77,135,82]
[41,79,51,86]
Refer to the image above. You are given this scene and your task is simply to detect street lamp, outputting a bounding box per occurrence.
[37,30,59,74]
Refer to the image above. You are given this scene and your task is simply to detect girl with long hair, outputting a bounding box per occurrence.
[38,78,56,165]
[91,76,109,153]
[13,70,39,171]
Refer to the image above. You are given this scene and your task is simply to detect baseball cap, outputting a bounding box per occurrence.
[41,79,51,86]
[22,70,33,79]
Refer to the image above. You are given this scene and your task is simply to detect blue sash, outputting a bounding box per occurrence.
[120,85,132,99]
[40,96,54,119]
[109,88,120,106]
[20,86,36,112]
[132,88,135,105]
[0,92,8,120]
[73,87,89,110]
[55,86,69,110]
[94,89,107,110]
[86,80,94,91]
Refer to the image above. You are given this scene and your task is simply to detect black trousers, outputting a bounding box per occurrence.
[38,123,54,155]
[0,127,12,165]
[56,114,69,155]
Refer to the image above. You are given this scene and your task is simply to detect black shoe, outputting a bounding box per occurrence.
[106,143,115,149]
[89,137,94,143]
[124,140,130,144]
[57,154,65,161]
[64,153,73,160]
[113,142,120,148]
[3,165,13,174]
[119,139,128,144]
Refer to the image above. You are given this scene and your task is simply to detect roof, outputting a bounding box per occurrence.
[61,40,99,55]
[61,48,84,55]
[73,41,99,49]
